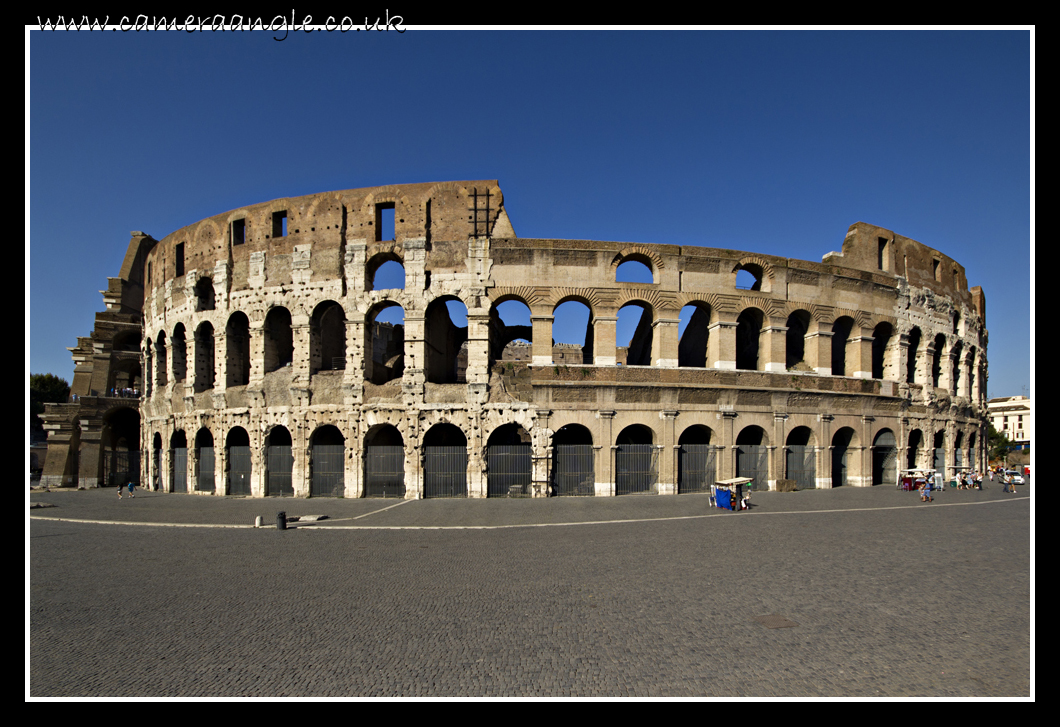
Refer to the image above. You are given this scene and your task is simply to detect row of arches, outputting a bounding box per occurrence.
[144,292,981,397]
[149,418,980,497]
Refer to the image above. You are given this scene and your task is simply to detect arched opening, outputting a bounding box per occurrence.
[872,429,897,485]
[677,425,715,494]
[195,277,215,311]
[951,341,963,396]
[615,258,654,283]
[489,298,533,367]
[423,423,467,498]
[872,322,894,380]
[678,303,711,368]
[907,429,924,469]
[101,407,140,488]
[195,428,215,492]
[226,427,252,496]
[170,430,188,493]
[615,424,656,495]
[551,424,594,496]
[552,299,593,365]
[225,313,251,387]
[311,301,347,373]
[617,301,654,366]
[265,426,293,497]
[931,334,946,388]
[831,427,856,487]
[108,359,142,398]
[786,311,812,371]
[365,302,405,385]
[736,308,763,371]
[933,430,946,471]
[785,426,816,490]
[831,317,854,376]
[364,424,405,498]
[154,332,168,388]
[310,425,345,497]
[906,327,922,384]
[736,426,769,490]
[367,255,406,291]
[152,432,162,491]
[172,324,187,383]
[194,322,215,393]
[486,423,532,498]
[263,307,293,374]
[954,430,965,469]
[735,264,763,291]
[425,298,468,384]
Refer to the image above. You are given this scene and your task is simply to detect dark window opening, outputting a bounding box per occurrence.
[375,202,395,242]
[272,211,287,238]
[175,243,185,277]
[232,219,246,246]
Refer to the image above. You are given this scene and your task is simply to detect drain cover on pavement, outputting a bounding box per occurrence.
[753,614,799,629]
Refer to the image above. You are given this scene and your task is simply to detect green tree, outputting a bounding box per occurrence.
[987,423,1012,466]
[30,373,70,435]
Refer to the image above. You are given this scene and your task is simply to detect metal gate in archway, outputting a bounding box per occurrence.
[737,445,769,491]
[104,450,141,487]
[785,446,815,490]
[551,445,595,496]
[310,445,344,497]
[832,446,849,487]
[424,446,467,498]
[934,447,945,472]
[487,445,532,498]
[197,447,215,492]
[267,445,294,497]
[678,445,715,494]
[616,444,657,495]
[365,446,405,498]
[228,446,252,496]
[172,448,188,493]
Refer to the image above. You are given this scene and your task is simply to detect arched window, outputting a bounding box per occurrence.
[617,301,654,366]
[678,303,711,368]
[615,258,654,283]
[225,313,250,387]
[552,299,592,365]
[736,309,763,371]
[263,307,293,373]
[425,298,467,384]
[311,301,347,373]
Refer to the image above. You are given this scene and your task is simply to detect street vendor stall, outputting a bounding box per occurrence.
[713,477,753,511]
[897,468,940,492]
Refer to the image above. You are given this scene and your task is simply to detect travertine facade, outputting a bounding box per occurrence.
[42,180,989,496]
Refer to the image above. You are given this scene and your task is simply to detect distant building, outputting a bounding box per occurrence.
[987,396,1032,450]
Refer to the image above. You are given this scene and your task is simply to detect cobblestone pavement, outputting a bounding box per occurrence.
[29,483,1031,697]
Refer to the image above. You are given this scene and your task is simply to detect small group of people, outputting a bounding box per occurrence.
[918,479,934,502]
[117,481,135,499]
[954,471,983,490]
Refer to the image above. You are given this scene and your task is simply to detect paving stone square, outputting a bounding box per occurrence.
[29,483,1031,698]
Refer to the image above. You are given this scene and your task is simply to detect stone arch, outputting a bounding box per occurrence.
[610,246,665,276]
[678,300,712,368]
[617,298,655,366]
[872,428,898,485]
[732,256,774,293]
[365,300,405,384]
[263,306,294,374]
[366,251,405,291]
[310,300,347,373]
[786,309,813,371]
[736,307,764,371]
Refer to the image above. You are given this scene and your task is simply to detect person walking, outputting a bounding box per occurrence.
[127,481,135,498]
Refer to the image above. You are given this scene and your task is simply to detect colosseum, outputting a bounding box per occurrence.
[40,180,988,498]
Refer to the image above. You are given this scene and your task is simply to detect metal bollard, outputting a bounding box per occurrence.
[277,511,287,530]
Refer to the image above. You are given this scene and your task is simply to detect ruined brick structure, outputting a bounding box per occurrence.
[41,180,988,496]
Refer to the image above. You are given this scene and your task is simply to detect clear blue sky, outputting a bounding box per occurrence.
[28,28,1033,398]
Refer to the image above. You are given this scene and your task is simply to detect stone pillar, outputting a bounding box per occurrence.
[291,321,311,381]
[78,418,103,489]
[719,409,737,480]
[817,414,834,488]
[772,413,788,487]
[532,410,552,498]
[657,410,678,494]
[851,331,874,379]
[465,311,491,393]
[402,313,426,406]
[806,330,833,376]
[596,410,615,496]
[708,321,737,370]
[345,241,368,294]
[344,316,364,406]
[593,315,618,366]
[652,318,680,368]
[762,323,788,373]
[248,320,266,386]
[530,315,554,366]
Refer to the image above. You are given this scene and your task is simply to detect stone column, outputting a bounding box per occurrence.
[772,413,788,487]
[530,315,554,366]
[465,310,490,406]
[402,313,426,406]
[719,409,737,479]
[532,409,552,498]
[817,414,834,488]
[657,410,678,494]
[652,318,680,368]
[596,410,615,496]
[344,316,364,406]
[593,315,618,366]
